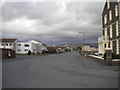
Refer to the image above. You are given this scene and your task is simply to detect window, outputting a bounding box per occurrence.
[105,44,107,48]
[119,40,120,53]
[24,44,29,47]
[109,10,112,20]
[103,30,105,36]
[110,41,112,49]
[116,21,119,36]
[104,15,107,24]
[24,49,28,51]
[1,43,4,46]
[18,49,21,51]
[110,25,112,38]
[5,44,8,46]
[108,42,110,48]
[116,40,119,54]
[115,5,118,16]
[9,43,12,46]
[18,44,21,46]
[105,28,107,37]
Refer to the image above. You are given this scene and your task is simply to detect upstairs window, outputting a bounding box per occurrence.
[115,5,118,16]
[1,43,4,46]
[104,15,107,24]
[110,25,112,38]
[18,44,21,46]
[105,28,107,37]
[24,44,29,47]
[116,21,119,36]
[109,10,112,20]
[9,43,12,46]
[5,44,8,46]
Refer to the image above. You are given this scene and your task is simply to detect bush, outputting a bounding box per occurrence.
[45,50,57,54]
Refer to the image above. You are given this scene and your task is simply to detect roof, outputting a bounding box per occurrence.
[0,38,18,42]
[27,40,41,44]
[27,40,47,46]
[47,47,59,49]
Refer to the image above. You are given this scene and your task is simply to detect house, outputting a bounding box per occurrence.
[47,46,64,53]
[98,0,120,55]
[27,40,43,54]
[27,40,48,53]
[16,42,37,54]
[16,40,48,54]
[82,43,91,51]
[57,44,74,52]
[0,38,18,50]
[47,47,58,53]
[0,38,18,58]
[41,43,48,53]
[82,44,98,52]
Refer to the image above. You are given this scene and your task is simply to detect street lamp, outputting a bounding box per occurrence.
[79,32,85,46]
[79,32,85,55]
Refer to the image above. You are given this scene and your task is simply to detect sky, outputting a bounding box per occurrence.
[1,0,104,46]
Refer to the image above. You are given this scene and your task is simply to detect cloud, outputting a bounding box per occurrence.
[1,1,104,45]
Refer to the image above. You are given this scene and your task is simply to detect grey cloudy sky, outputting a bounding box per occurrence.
[1,1,104,45]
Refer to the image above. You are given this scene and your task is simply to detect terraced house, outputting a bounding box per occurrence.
[98,0,120,56]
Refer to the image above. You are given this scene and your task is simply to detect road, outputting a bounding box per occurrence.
[2,51,118,88]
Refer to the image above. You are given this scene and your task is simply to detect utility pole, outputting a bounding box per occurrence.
[79,32,85,46]
[79,32,85,55]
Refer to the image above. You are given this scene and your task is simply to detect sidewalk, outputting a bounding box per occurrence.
[89,55,104,60]
[89,55,120,63]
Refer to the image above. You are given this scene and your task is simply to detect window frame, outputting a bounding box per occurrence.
[110,25,112,38]
[5,43,8,46]
[18,44,21,46]
[104,15,107,24]
[24,44,29,47]
[115,5,118,17]
[109,10,112,21]
[24,49,28,51]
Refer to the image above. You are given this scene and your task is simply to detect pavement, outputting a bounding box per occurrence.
[2,51,119,88]
[89,55,104,60]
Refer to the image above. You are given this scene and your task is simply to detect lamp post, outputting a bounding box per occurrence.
[79,32,85,55]
[79,32,85,46]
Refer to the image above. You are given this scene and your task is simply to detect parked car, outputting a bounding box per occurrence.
[94,53,99,56]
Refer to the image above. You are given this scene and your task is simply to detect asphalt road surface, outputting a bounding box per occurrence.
[2,51,118,88]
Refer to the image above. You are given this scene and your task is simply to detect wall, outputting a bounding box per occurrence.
[0,48,15,58]
[16,42,32,54]
[0,42,14,50]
